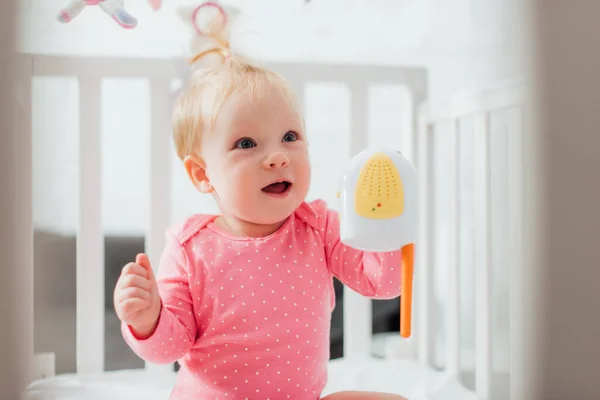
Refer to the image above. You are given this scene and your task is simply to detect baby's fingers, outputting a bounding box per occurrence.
[117,286,152,304]
[121,262,149,279]
[119,273,153,292]
[118,298,150,318]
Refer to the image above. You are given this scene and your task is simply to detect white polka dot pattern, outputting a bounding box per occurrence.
[121,200,402,399]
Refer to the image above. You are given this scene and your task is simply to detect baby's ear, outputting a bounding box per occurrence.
[198,181,213,193]
[183,155,213,194]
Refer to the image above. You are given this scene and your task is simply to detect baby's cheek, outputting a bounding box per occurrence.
[231,174,259,205]
[295,161,311,193]
[219,166,245,189]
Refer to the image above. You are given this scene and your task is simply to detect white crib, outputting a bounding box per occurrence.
[14,53,524,400]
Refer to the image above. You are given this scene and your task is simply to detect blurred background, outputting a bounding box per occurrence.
[5,1,600,400]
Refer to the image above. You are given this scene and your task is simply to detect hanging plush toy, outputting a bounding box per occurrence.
[57,0,162,29]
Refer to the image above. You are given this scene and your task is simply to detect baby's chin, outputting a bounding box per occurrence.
[253,203,300,225]
[239,197,304,226]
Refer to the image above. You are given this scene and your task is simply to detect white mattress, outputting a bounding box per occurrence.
[23,358,477,400]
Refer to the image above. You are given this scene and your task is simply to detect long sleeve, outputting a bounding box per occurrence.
[121,230,197,364]
[313,199,403,299]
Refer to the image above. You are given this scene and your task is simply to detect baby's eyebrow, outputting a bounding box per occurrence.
[228,128,253,139]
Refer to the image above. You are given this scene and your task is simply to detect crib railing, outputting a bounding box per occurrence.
[21,53,428,378]
[22,51,526,398]
[416,81,525,398]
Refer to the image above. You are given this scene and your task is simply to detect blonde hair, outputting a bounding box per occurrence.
[172,29,299,161]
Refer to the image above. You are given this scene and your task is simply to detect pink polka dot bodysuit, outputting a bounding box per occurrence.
[122,199,402,399]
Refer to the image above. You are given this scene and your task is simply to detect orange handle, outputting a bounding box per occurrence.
[400,243,414,338]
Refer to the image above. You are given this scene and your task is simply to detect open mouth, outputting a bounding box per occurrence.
[261,180,292,195]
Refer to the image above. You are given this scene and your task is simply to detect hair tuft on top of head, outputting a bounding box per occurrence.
[186,1,235,69]
[171,2,302,162]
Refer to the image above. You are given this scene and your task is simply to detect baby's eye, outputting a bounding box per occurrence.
[282,131,298,142]
[234,138,256,149]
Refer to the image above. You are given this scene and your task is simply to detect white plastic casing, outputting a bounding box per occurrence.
[338,148,417,252]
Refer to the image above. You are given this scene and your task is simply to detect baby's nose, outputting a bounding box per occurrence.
[264,152,289,168]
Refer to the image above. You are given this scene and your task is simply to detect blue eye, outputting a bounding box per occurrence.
[282,131,298,142]
[234,138,256,149]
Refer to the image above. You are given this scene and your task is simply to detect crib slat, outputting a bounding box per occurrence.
[343,83,372,359]
[416,116,435,366]
[474,112,492,398]
[508,107,524,399]
[349,84,368,153]
[32,55,427,88]
[445,119,460,377]
[145,79,174,374]
[77,77,104,374]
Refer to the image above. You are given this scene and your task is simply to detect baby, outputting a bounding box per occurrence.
[113,39,408,400]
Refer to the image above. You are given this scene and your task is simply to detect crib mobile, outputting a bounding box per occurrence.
[338,150,417,338]
[57,0,162,29]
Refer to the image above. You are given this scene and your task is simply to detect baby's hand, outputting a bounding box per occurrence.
[114,253,161,339]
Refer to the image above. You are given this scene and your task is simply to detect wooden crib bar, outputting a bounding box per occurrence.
[474,112,492,400]
[416,116,434,367]
[146,79,174,373]
[29,55,428,89]
[446,119,461,377]
[344,83,371,360]
[77,77,105,374]
[506,107,523,400]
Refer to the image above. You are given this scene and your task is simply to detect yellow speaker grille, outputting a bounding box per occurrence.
[355,152,404,219]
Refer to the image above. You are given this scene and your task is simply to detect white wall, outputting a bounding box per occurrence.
[24,0,524,235]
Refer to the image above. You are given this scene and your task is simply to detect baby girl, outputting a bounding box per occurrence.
[113,34,408,400]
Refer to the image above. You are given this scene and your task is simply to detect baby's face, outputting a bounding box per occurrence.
[199,83,311,225]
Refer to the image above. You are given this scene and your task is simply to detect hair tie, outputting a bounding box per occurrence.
[188,2,232,68]
[189,47,230,66]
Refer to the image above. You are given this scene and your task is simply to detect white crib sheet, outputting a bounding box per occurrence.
[23,358,476,400]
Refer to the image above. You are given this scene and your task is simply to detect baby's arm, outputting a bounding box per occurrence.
[120,231,197,364]
[315,200,402,299]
